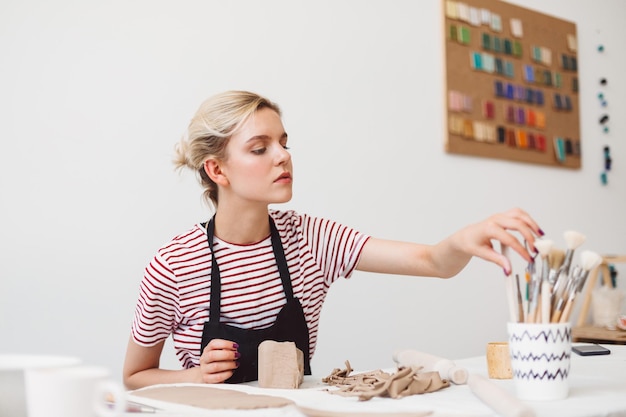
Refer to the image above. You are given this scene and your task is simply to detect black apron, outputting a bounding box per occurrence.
[200,215,311,383]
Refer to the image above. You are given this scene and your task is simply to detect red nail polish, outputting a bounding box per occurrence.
[234,352,241,359]
[538,228,545,236]
[233,343,239,349]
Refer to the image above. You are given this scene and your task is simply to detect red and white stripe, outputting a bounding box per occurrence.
[131,210,369,369]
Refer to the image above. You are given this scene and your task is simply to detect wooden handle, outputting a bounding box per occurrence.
[559,299,573,323]
[541,282,551,324]
[576,264,602,327]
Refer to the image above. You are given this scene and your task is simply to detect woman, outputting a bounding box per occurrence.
[123,90,542,389]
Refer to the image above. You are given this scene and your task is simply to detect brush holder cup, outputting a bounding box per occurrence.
[507,322,572,401]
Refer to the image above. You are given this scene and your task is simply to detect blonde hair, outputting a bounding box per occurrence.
[174,91,282,207]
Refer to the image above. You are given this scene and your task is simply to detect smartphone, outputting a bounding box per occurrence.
[572,344,611,356]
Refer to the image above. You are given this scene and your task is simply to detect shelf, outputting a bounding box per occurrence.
[573,325,626,345]
[576,255,625,329]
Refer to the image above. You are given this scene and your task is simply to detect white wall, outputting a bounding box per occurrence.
[1,0,625,382]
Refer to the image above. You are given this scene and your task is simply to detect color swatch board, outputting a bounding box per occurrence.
[443,0,580,169]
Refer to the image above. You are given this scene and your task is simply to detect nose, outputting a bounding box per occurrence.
[275,144,291,165]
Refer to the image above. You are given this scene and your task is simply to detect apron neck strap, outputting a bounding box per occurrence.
[206,215,294,324]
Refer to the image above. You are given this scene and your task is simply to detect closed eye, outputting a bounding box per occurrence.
[251,147,267,155]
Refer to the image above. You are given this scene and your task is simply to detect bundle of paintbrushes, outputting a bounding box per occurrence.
[503,230,602,324]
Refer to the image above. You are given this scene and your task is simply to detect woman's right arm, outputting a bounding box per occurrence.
[122,337,241,389]
[122,337,201,390]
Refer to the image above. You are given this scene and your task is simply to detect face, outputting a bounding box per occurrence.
[217,107,293,206]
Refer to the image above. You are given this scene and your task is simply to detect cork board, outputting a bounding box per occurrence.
[443,0,580,169]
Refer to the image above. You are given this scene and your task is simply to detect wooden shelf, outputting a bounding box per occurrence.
[572,254,625,345]
[573,325,626,344]
[576,255,625,328]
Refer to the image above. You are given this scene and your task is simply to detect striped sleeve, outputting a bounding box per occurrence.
[131,251,180,346]
[301,214,370,284]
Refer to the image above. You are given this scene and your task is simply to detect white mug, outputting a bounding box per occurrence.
[0,354,81,417]
[25,365,126,417]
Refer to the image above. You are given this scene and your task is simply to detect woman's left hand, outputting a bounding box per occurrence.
[357,207,543,278]
[448,207,543,276]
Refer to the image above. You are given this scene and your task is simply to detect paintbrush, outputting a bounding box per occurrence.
[543,248,565,322]
[515,274,525,323]
[547,248,566,289]
[560,251,602,323]
[551,274,576,323]
[561,230,586,276]
[529,239,553,323]
[501,244,518,323]
[534,239,554,282]
[552,231,585,307]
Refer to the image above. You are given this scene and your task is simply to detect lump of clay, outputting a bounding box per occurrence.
[258,340,304,389]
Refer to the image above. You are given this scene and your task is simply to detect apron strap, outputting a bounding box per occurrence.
[206,217,221,324]
[205,215,294,325]
[269,217,294,300]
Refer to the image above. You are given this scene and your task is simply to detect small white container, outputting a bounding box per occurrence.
[507,322,572,401]
[0,354,81,417]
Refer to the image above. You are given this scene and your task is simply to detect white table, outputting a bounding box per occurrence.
[127,344,626,417]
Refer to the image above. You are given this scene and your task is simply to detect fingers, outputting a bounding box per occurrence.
[205,338,239,352]
[501,207,544,247]
[201,364,237,384]
[472,243,512,274]
[199,339,240,384]
[488,209,543,257]
[466,208,543,273]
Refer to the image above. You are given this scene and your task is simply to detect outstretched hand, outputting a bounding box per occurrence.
[451,207,543,275]
[357,207,543,279]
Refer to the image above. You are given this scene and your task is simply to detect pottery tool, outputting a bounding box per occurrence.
[501,244,519,323]
[506,274,518,323]
[515,274,525,323]
[540,280,551,324]
[529,239,553,323]
[552,271,578,323]
[468,374,536,417]
[553,231,586,306]
[560,251,602,323]
[541,248,565,323]
[562,230,586,276]
[534,239,554,282]
[547,248,566,291]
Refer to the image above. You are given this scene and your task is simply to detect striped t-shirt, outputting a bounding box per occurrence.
[131,209,370,369]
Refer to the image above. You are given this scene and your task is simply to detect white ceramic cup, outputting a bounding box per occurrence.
[0,354,81,417]
[507,322,572,401]
[24,365,126,417]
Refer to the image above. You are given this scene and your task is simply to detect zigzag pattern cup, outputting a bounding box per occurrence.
[507,322,572,401]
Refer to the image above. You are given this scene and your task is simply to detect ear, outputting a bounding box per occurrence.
[203,159,229,186]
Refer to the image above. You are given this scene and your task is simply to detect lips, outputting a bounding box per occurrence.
[274,172,292,182]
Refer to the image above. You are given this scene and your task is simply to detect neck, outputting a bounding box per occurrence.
[213,204,270,245]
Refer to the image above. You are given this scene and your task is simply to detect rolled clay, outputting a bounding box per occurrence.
[258,340,304,389]
[393,349,468,385]
[468,374,536,417]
